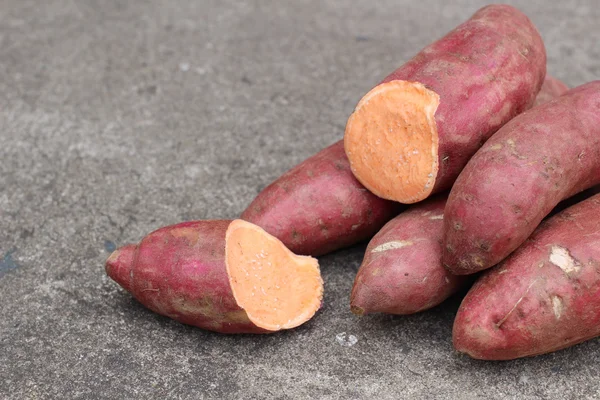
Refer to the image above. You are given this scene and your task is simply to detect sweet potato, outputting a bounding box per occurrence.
[349,82,565,316]
[533,75,569,107]
[344,4,546,204]
[453,194,600,360]
[350,195,469,315]
[105,219,323,334]
[241,141,403,256]
[444,81,600,275]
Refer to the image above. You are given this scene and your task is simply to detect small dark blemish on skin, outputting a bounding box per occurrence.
[280,181,292,193]
[479,241,491,252]
[355,36,370,42]
[454,221,463,231]
[404,273,409,276]
[512,205,522,214]
[241,76,253,85]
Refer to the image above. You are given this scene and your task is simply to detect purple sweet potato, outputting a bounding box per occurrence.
[533,75,569,107]
[344,5,546,204]
[106,219,323,334]
[444,81,600,275]
[350,195,468,315]
[454,194,600,360]
[241,141,403,256]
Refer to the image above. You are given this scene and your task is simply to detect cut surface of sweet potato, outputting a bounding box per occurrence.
[344,80,440,203]
[225,220,323,331]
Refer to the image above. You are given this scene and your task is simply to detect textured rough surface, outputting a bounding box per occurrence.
[444,81,600,275]
[454,194,600,360]
[1,1,599,399]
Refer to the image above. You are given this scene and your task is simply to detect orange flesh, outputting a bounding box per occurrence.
[344,80,440,203]
[225,219,323,331]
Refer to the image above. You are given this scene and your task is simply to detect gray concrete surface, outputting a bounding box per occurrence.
[1,0,599,398]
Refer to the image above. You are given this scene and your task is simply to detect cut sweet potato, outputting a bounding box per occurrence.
[106,219,323,333]
[349,81,564,316]
[344,4,546,203]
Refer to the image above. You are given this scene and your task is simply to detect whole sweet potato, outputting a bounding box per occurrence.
[241,141,403,256]
[453,194,600,360]
[350,196,468,315]
[444,81,600,275]
[533,75,569,107]
[344,4,546,204]
[106,219,323,334]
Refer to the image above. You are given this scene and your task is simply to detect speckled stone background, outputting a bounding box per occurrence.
[1,1,599,399]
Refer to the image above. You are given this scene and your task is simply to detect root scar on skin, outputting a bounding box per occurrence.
[549,246,581,274]
[371,240,413,253]
[552,296,563,320]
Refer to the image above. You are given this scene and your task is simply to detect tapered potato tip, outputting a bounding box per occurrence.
[350,278,373,316]
[105,244,136,292]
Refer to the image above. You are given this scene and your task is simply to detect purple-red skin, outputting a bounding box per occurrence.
[105,220,268,334]
[348,78,565,316]
[453,194,600,360]
[350,195,469,315]
[533,75,569,107]
[241,72,563,258]
[377,4,546,195]
[241,141,403,256]
[444,81,600,275]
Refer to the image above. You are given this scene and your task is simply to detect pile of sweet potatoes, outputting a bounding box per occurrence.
[105,4,600,361]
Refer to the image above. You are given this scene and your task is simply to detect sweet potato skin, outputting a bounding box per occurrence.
[241,141,403,256]
[349,79,565,315]
[105,220,267,334]
[533,75,569,107]
[350,196,468,315]
[364,4,546,196]
[453,194,600,360]
[444,81,600,275]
